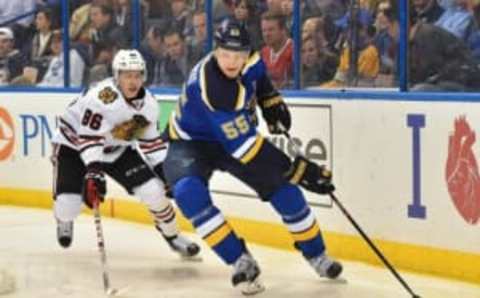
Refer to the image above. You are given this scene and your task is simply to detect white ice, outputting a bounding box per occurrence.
[0,207,478,298]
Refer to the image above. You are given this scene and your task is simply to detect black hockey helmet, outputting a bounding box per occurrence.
[214,18,251,52]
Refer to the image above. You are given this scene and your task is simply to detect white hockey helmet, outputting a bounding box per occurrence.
[112,49,147,82]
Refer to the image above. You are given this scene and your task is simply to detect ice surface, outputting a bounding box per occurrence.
[0,207,478,298]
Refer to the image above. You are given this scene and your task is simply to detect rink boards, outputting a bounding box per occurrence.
[0,92,479,284]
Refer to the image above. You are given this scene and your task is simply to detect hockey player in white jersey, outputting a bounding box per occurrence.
[51,49,200,258]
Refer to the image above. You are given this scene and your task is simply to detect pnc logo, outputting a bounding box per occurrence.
[445,116,480,224]
[0,107,14,161]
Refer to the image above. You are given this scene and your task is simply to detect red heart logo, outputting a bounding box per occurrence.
[445,117,480,224]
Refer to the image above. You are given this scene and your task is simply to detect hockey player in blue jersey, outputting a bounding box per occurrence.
[163,19,342,295]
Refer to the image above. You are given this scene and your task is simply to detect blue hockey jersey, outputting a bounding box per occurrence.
[168,51,280,164]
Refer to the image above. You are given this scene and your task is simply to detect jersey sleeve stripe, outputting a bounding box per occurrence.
[168,116,180,140]
[138,136,163,143]
[79,142,103,153]
[289,158,307,184]
[59,118,77,134]
[59,127,78,145]
[232,135,257,159]
[234,81,246,110]
[241,52,261,75]
[76,136,104,147]
[240,135,265,164]
[142,146,167,155]
[139,139,165,150]
[77,135,105,141]
[168,114,191,140]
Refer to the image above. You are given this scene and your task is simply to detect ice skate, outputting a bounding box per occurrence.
[308,253,343,279]
[163,234,201,260]
[231,253,265,296]
[56,220,73,248]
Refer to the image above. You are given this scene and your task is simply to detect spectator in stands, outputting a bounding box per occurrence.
[301,35,338,87]
[0,28,28,85]
[30,8,55,61]
[143,0,171,19]
[260,12,293,88]
[233,0,263,50]
[302,16,320,39]
[280,0,293,29]
[323,9,379,88]
[90,3,128,54]
[0,1,36,27]
[187,10,208,63]
[213,0,235,23]
[266,0,283,15]
[409,22,480,91]
[467,1,480,62]
[168,0,193,37]
[114,0,132,28]
[28,8,56,82]
[411,0,445,24]
[161,29,192,86]
[302,0,347,20]
[302,15,338,54]
[37,30,86,87]
[113,0,147,42]
[435,0,475,42]
[70,0,112,44]
[88,42,117,85]
[139,25,165,86]
[374,0,399,76]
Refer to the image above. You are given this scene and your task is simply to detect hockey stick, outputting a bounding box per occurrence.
[87,180,127,296]
[282,131,421,298]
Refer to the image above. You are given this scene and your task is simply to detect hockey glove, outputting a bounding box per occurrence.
[285,156,335,194]
[82,165,106,209]
[259,96,291,134]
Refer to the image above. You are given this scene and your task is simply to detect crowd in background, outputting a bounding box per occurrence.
[1,0,480,91]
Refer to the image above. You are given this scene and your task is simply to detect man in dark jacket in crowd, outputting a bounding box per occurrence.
[411,0,445,24]
[409,22,480,91]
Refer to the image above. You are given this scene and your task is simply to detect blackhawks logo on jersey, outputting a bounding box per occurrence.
[98,87,118,104]
[111,115,150,141]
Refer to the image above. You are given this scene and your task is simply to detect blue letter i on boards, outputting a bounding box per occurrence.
[407,114,427,219]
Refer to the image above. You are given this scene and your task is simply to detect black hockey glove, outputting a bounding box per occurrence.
[82,164,106,209]
[285,156,335,194]
[259,96,291,134]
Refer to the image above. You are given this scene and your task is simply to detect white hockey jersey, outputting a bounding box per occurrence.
[52,78,167,166]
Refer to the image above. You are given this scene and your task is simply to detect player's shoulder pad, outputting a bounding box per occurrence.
[241,51,264,77]
[89,78,120,105]
[97,86,119,104]
[142,88,159,114]
[201,55,242,111]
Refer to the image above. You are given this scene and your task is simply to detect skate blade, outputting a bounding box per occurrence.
[106,285,130,296]
[240,279,265,296]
